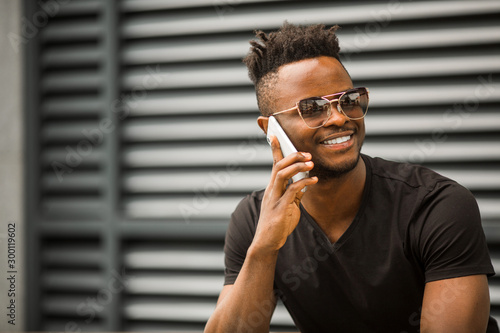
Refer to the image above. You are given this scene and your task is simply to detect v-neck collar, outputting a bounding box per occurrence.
[299,154,373,253]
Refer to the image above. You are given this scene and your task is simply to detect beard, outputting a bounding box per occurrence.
[309,143,363,182]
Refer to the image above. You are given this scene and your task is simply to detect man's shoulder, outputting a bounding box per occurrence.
[240,188,266,208]
[363,154,456,192]
[231,189,266,220]
[363,154,478,224]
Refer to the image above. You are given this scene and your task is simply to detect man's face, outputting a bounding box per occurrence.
[269,56,365,180]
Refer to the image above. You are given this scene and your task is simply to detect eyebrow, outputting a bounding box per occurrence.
[304,87,354,100]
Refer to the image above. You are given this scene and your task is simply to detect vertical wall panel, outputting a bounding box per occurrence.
[26,0,110,330]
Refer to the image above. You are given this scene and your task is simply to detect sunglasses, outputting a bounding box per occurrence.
[270,87,369,129]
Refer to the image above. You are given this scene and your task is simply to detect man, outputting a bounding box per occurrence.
[205,22,497,333]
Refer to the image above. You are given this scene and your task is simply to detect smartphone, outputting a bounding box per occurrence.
[266,116,309,186]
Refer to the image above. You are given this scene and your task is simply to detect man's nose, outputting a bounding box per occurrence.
[322,102,349,128]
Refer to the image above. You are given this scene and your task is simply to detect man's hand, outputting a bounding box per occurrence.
[205,136,317,333]
[421,274,491,332]
[252,135,318,253]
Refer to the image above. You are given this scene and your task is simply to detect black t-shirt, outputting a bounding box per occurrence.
[224,154,497,333]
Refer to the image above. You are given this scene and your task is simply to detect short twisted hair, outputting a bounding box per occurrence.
[243,22,346,115]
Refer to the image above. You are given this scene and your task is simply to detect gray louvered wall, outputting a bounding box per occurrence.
[25,0,500,331]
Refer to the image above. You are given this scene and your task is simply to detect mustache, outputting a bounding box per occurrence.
[322,126,357,136]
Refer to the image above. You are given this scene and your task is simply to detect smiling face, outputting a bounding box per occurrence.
[264,56,366,180]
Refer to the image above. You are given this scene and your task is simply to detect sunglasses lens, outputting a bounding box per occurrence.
[298,98,330,127]
[339,88,369,119]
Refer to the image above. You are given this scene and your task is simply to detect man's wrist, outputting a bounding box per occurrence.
[247,241,280,261]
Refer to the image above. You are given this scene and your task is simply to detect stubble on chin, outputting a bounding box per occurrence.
[309,142,364,182]
[310,154,361,182]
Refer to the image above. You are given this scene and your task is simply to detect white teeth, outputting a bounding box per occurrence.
[323,135,351,145]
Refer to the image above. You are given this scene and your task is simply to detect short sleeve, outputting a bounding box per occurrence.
[223,191,262,285]
[414,181,495,283]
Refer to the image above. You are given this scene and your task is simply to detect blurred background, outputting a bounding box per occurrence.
[0,0,499,331]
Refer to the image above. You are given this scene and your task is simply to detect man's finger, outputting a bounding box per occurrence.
[283,176,318,204]
[269,135,284,165]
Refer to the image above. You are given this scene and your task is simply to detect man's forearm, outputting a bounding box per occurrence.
[205,244,279,333]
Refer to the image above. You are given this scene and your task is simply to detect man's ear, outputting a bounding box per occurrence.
[257,116,269,134]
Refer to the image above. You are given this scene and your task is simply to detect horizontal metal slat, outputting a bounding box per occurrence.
[42,46,103,67]
[46,0,102,16]
[123,90,257,116]
[122,117,262,142]
[42,95,103,117]
[365,111,500,136]
[124,247,224,270]
[490,258,500,278]
[44,321,103,332]
[272,301,296,327]
[42,69,103,92]
[121,0,274,12]
[349,54,500,80]
[492,317,500,330]
[123,169,268,193]
[42,197,104,219]
[122,36,250,65]
[123,195,242,220]
[476,197,500,221]
[489,284,500,304]
[122,142,269,168]
[42,19,102,42]
[124,322,208,332]
[43,147,104,167]
[42,171,103,192]
[482,221,500,243]
[432,169,500,191]
[123,298,293,326]
[42,296,106,317]
[38,222,103,237]
[126,273,223,296]
[121,1,500,38]
[363,140,500,163]
[368,83,500,108]
[338,25,500,53]
[43,247,103,266]
[43,120,101,142]
[122,64,249,90]
[43,271,103,291]
[124,299,215,322]
[118,221,228,238]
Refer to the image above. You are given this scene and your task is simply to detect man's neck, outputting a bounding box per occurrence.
[301,157,367,230]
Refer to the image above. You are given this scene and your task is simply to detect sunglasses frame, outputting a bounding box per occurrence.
[269,87,370,129]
